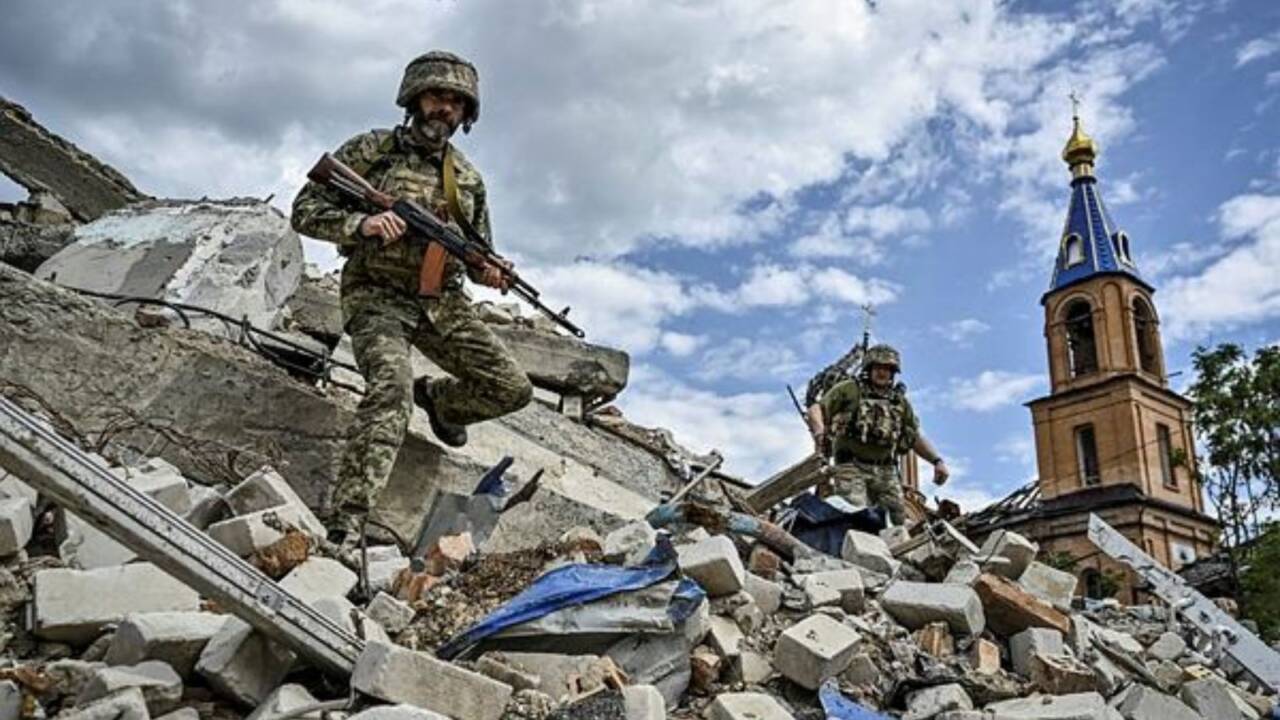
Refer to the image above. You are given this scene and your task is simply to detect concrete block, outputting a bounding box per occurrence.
[367,552,411,595]
[1097,628,1142,655]
[985,691,1114,719]
[58,511,136,569]
[0,496,33,556]
[77,660,183,715]
[206,504,313,557]
[0,681,21,720]
[706,692,794,720]
[1114,684,1200,720]
[1090,653,1128,696]
[0,472,37,505]
[353,640,512,720]
[349,707,450,720]
[970,638,1001,674]
[156,710,201,720]
[735,650,774,685]
[1009,627,1064,676]
[117,458,192,515]
[801,569,864,613]
[943,560,981,586]
[841,530,899,575]
[708,616,744,659]
[245,683,322,720]
[313,596,390,645]
[978,530,1038,580]
[603,520,657,565]
[226,466,325,536]
[973,573,1069,637]
[279,556,358,602]
[880,525,910,549]
[33,564,201,644]
[1179,677,1248,720]
[1018,561,1078,611]
[366,592,415,634]
[44,659,105,699]
[683,597,712,645]
[772,614,860,690]
[622,684,665,720]
[841,653,878,686]
[881,581,985,636]
[57,687,150,720]
[1145,631,1185,662]
[105,611,231,678]
[195,618,296,707]
[1029,653,1098,695]
[184,484,228,529]
[476,654,543,692]
[904,683,973,720]
[743,572,782,615]
[676,536,745,597]
[731,593,764,633]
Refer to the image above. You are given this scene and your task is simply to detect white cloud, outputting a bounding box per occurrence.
[659,332,705,358]
[1236,32,1280,67]
[946,370,1044,411]
[694,338,805,382]
[995,432,1037,467]
[933,318,992,345]
[1161,193,1280,341]
[615,364,810,480]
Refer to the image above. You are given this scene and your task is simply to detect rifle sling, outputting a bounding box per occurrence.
[442,144,484,247]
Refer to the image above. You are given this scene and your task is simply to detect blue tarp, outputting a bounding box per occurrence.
[819,679,894,720]
[436,555,705,660]
[781,493,886,556]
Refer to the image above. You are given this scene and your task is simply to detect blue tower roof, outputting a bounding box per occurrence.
[1046,115,1149,298]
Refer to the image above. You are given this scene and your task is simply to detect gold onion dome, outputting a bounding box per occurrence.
[1062,113,1098,179]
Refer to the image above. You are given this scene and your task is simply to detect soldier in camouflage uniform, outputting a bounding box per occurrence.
[291,51,532,541]
[812,344,949,525]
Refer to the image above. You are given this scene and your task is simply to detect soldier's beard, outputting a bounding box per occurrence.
[411,114,456,149]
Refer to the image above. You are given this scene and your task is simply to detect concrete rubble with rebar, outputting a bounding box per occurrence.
[1,95,1278,720]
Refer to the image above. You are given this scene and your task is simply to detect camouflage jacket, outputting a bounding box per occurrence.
[821,378,918,464]
[290,126,491,325]
[804,346,864,407]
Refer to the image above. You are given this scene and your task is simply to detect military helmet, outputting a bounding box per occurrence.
[864,344,901,372]
[396,51,480,126]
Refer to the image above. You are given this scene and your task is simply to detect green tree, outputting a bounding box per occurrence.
[1241,523,1280,642]
[1187,343,1280,608]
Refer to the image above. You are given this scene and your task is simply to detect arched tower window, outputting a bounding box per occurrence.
[1114,231,1132,264]
[1064,300,1098,377]
[1083,569,1104,599]
[1132,298,1160,375]
[1063,233,1085,267]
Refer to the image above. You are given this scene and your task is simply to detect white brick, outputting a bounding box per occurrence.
[772,614,860,690]
[353,640,512,720]
[366,592,415,634]
[622,684,665,720]
[1018,561,1078,611]
[245,683,321,720]
[841,530,899,575]
[184,484,228,530]
[225,466,324,536]
[904,684,973,720]
[800,569,864,613]
[985,691,1115,719]
[349,707,449,720]
[279,556,357,602]
[195,619,295,707]
[706,692,793,720]
[207,505,312,556]
[708,616,744,659]
[743,572,782,615]
[603,520,657,565]
[880,581,985,636]
[77,660,183,716]
[313,596,390,645]
[33,564,201,644]
[676,536,745,597]
[105,611,231,678]
[1009,627,1064,677]
[117,458,192,515]
[0,496,33,556]
[1179,677,1249,720]
[978,531,1038,580]
[0,472,37,505]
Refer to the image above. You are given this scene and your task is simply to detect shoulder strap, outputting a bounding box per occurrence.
[442,143,485,245]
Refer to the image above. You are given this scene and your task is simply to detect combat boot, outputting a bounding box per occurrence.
[413,376,468,448]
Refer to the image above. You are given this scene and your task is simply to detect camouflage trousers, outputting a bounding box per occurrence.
[828,459,906,525]
[331,292,532,515]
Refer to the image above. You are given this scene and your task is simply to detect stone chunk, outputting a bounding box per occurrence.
[118,458,192,515]
[1179,677,1248,720]
[969,638,1001,674]
[353,640,512,720]
[57,687,150,720]
[365,592,415,634]
[0,472,38,505]
[225,466,325,536]
[622,684,665,720]
[1145,632,1185,662]
[77,660,183,715]
[195,619,296,707]
[1009,627,1064,676]
[676,536,745,597]
[313,596,390,645]
[1114,684,1200,720]
[708,615,745,659]
[735,650,774,685]
[772,614,860,690]
[841,530,899,575]
[0,681,19,720]
[349,707,450,720]
[105,611,231,678]
[801,568,864,613]
[1018,561,1078,611]
[603,520,657,565]
[0,496,33,555]
[904,683,973,720]
[1029,653,1098,695]
[743,572,782,615]
[245,684,322,720]
[978,530,1038,579]
[984,691,1114,719]
[156,710,201,720]
[279,556,358,602]
[184,484,228,530]
[915,622,955,658]
[207,505,314,557]
[33,564,201,644]
[706,692,794,720]
[943,560,981,586]
[881,581,985,636]
[973,573,1069,637]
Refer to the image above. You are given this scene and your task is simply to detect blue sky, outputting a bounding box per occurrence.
[1,0,1277,511]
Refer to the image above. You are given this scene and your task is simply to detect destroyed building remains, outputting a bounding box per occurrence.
[1,94,1278,720]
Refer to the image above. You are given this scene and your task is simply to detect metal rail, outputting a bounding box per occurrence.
[0,397,363,677]
[1087,513,1280,692]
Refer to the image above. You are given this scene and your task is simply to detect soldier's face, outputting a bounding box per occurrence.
[869,365,895,387]
[416,89,467,137]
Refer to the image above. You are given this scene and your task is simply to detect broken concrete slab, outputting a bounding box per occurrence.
[0,96,146,222]
[622,684,665,720]
[1114,684,1200,720]
[313,596,390,646]
[184,484,228,530]
[904,684,973,720]
[973,573,1070,638]
[33,563,201,644]
[603,520,657,565]
[677,535,745,597]
[490,325,630,402]
[881,581,985,636]
[76,660,183,716]
[1145,632,1186,662]
[772,614,860,690]
[117,457,193,514]
[57,686,151,720]
[104,611,231,678]
[1179,677,1249,720]
[799,568,864,613]
[366,592,415,635]
[708,616,745,660]
[1010,627,1065,676]
[155,709,201,720]
[0,495,32,555]
[195,618,296,707]
[278,556,358,603]
[977,530,1038,580]
[348,707,450,720]
[0,681,19,720]
[1017,561,1078,612]
[984,691,1116,719]
[207,505,315,557]
[225,466,324,536]
[743,572,782,616]
[841,530,899,576]
[706,692,794,720]
[244,683,322,720]
[353,640,512,720]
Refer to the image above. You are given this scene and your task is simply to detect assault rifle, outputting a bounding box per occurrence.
[306,153,585,338]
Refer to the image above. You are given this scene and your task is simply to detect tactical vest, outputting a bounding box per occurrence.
[831,382,912,464]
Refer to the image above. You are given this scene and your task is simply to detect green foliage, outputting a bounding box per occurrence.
[1097,569,1123,599]
[1041,551,1078,573]
[1241,523,1280,642]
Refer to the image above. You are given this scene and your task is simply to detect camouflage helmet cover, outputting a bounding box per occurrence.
[396,51,480,125]
[864,344,901,372]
